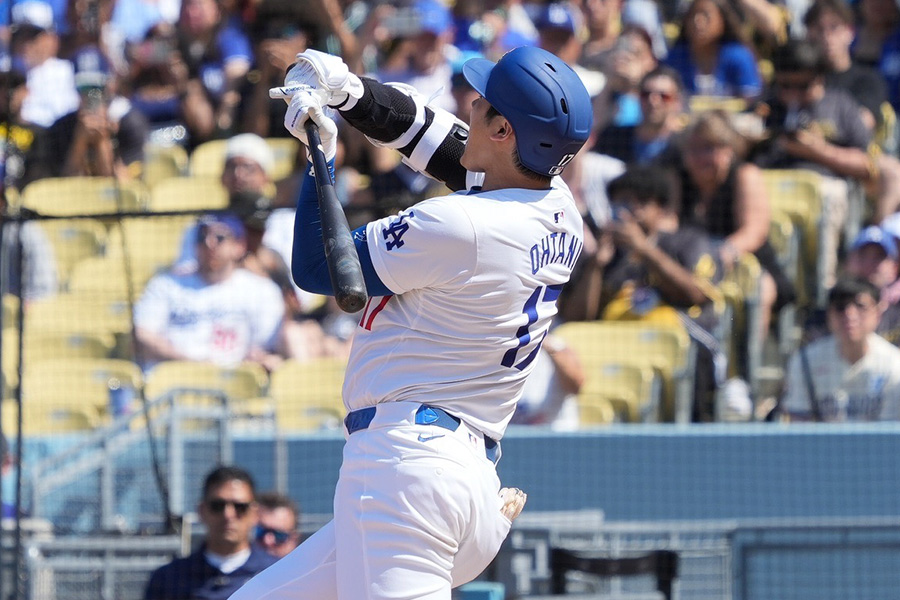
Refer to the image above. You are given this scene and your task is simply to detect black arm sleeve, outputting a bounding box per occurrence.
[340,77,470,192]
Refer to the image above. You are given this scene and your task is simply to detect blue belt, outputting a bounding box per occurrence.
[344,404,500,464]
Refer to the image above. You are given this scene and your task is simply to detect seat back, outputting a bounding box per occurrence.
[761,169,825,308]
[21,177,147,215]
[2,400,100,435]
[37,219,107,288]
[146,176,228,212]
[144,360,268,402]
[190,138,298,181]
[269,358,347,431]
[26,294,135,335]
[554,321,692,421]
[68,255,163,298]
[21,358,142,414]
[578,360,660,423]
[143,144,189,188]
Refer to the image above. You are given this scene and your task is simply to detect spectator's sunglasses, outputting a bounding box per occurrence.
[206,499,252,516]
[640,89,675,102]
[197,226,233,245]
[254,525,293,545]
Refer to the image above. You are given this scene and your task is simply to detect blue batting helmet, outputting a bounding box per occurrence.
[462,46,593,177]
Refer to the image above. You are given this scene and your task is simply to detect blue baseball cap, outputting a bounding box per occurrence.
[534,3,579,34]
[414,0,452,35]
[197,213,246,241]
[851,225,898,260]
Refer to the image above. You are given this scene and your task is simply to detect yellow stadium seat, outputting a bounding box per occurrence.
[2,400,100,435]
[579,360,661,423]
[576,395,617,426]
[146,176,229,212]
[26,293,135,335]
[876,102,898,153]
[2,294,19,325]
[718,254,763,389]
[190,138,299,181]
[20,177,147,216]
[143,144,189,188]
[768,214,802,358]
[554,321,694,422]
[21,358,142,415]
[37,218,107,288]
[761,169,826,308]
[265,138,300,180]
[4,328,115,361]
[269,358,347,431]
[2,328,19,399]
[105,215,194,267]
[144,360,268,402]
[3,328,115,400]
[67,255,164,298]
[188,139,229,178]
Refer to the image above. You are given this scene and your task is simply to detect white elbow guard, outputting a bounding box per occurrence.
[366,82,468,174]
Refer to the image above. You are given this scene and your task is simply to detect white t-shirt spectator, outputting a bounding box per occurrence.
[782,333,900,421]
[134,266,284,370]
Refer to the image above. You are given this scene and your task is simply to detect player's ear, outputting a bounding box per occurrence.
[490,117,513,141]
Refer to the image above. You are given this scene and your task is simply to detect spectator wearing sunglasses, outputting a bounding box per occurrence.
[144,466,277,600]
[592,66,686,165]
[134,212,285,372]
[255,492,300,558]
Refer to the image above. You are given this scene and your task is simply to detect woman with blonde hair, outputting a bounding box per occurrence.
[677,110,795,341]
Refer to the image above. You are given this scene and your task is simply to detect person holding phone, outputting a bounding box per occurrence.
[46,47,148,178]
[560,165,727,421]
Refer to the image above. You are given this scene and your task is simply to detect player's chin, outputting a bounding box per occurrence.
[459,149,476,173]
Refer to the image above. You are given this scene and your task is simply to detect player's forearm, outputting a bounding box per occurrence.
[291,163,337,295]
[340,78,469,191]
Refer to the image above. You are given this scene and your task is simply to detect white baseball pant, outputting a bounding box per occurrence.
[229,401,512,600]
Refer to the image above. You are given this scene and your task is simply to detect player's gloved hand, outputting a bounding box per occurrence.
[283,87,338,162]
[269,49,364,110]
[499,487,527,522]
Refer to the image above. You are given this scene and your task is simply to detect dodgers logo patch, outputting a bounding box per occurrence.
[383,211,416,251]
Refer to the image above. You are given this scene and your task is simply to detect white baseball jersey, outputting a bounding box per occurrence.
[344,180,583,440]
[134,267,284,370]
[782,333,900,421]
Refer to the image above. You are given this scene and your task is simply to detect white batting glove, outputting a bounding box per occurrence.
[499,487,527,522]
[284,88,338,162]
[269,49,364,110]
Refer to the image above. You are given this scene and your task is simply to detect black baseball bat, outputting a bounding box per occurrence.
[304,120,368,313]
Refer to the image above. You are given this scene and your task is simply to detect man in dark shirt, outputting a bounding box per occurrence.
[45,47,148,179]
[560,166,724,420]
[754,40,873,176]
[592,66,685,165]
[143,466,277,600]
[804,0,888,133]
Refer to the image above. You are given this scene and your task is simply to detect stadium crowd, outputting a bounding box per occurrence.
[3,0,900,426]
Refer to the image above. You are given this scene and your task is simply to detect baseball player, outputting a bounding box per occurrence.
[231,45,592,600]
